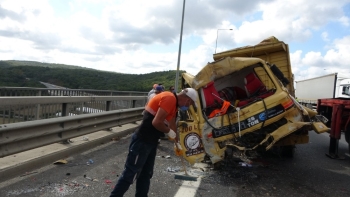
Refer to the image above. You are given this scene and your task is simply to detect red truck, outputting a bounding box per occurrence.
[317,98,350,158]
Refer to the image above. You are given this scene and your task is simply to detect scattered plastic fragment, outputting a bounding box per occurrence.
[86,159,94,165]
[105,180,112,184]
[239,162,252,167]
[54,159,68,164]
[167,167,181,172]
[159,155,171,158]
[84,175,92,181]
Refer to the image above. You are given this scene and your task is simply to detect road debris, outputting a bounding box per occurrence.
[157,155,172,159]
[111,137,120,141]
[83,174,94,181]
[105,180,112,184]
[86,159,94,165]
[239,162,252,167]
[53,159,68,164]
[84,176,98,181]
[167,167,181,172]
[20,171,38,177]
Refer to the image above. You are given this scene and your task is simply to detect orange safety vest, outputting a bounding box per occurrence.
[208,100,232,118]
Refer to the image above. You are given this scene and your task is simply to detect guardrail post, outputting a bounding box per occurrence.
[60,103,69,143]
[104,101,114,131]
[35,90,42,120]
[62,103,67,116]
[79,103,84,114]
[36,90,42,97]
[35,105,41,120]
[106,101,111,111]
[131,100,139,124]
[131,100,136,108]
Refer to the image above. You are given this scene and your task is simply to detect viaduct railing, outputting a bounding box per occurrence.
[0,87,148,158]
[0,95,147,124]
[0,106,144,158]
[0,87,147,124]
[0,87,147,97]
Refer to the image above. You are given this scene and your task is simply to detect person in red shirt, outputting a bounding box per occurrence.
[110,88,198,197]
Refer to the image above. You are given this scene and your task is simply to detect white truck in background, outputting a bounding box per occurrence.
[295,73,350,108]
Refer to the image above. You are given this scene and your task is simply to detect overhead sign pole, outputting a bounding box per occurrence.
[174,0,186,92]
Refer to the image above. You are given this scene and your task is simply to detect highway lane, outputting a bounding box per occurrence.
[0,131,349,197]
[235,131,350,197]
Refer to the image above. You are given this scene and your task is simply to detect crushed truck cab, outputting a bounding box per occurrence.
[176,37,329,165]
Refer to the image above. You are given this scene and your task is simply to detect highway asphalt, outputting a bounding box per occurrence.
[0,124,350,197]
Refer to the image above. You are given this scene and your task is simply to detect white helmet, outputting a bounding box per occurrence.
[183,88,198,107]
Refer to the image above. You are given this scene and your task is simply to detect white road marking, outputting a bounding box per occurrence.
[174,177,202,197]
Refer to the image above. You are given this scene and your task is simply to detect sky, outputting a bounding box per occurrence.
[1,0,350,82]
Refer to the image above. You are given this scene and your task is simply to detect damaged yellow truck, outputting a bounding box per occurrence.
[177,37,329,165]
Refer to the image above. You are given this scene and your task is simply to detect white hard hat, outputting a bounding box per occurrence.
[183,88,198,107]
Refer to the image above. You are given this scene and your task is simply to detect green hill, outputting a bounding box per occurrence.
[1,60,95,70]
[0,60,186,91]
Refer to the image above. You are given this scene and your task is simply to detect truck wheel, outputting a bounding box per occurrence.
[281,145,295,158]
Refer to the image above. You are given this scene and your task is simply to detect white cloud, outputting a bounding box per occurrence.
[291,35,350,81]
[0,0,350,81]
[339,16,350,26]
[321,32,329,42]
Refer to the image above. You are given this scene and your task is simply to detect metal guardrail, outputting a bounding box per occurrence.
[0,89,148,158]
[298,99,317,104]
[298,99,317,110]
[0,107,144,157]
[0,96,147,124]
[0,87,148,97]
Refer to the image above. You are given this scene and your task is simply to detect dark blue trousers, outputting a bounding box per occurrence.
[110,133,158,197]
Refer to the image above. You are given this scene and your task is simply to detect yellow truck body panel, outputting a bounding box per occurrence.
[178,37,328,165]
[213,36,295,97]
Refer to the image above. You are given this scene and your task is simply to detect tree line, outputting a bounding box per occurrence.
[0,60,186,92]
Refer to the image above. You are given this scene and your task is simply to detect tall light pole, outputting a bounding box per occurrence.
[215,28,233,54]
[174,0,186,92]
